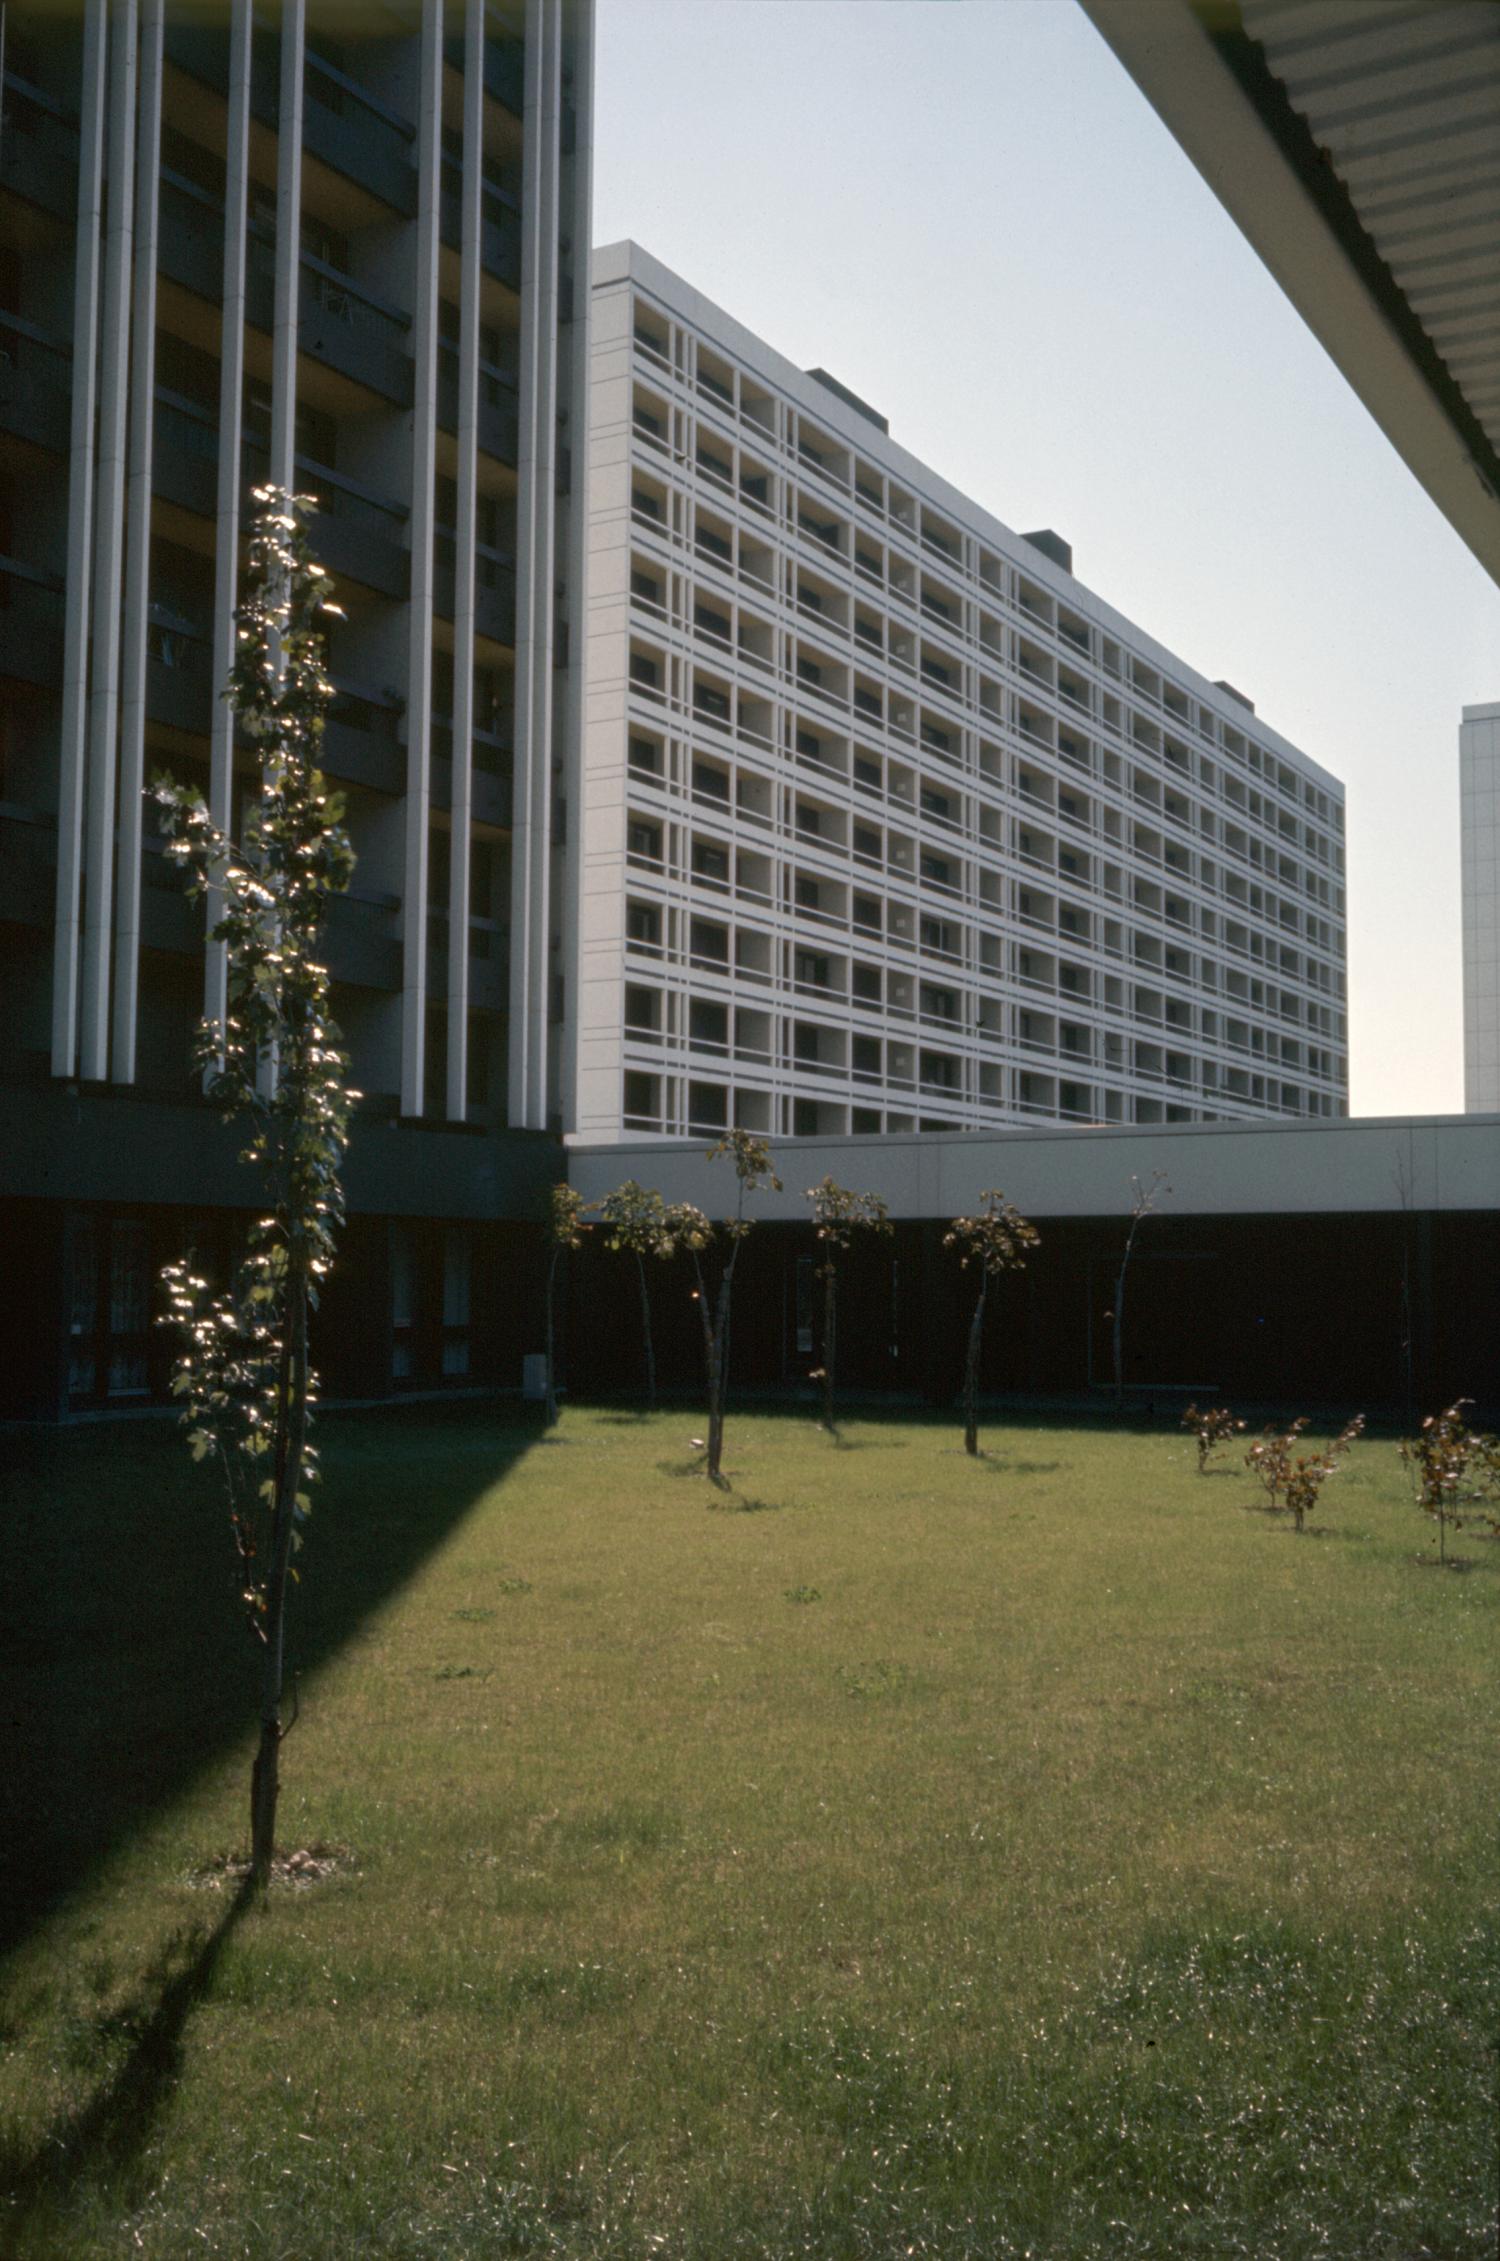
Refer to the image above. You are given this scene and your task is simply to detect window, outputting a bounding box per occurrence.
[441,1228,471,1378]
[624,983,660,1031]
[627,817,662,864]
[692,840,730,885]
[631,569,661,605]
[629,735,662,776]
[692,759,729,801]
[391,1224,415,1381]
[625,899,661,947]
[690,918,729,963]
[623,1071,660,1125]
[687,1080,728,1130]
[689,999,729,1049]
[629,652,659,689]
[795,950,831,988]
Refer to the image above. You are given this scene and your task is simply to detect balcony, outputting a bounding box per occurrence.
[301,52,416,216]
[152,394,219,518]
[326,891,401,992]
[0,561,64,690]
[434,536,516,646]
[158,173,228,304]
[438,350,519,467]
[0,75,77,220]
[0,316,71,456]
[244,235,414,408]
[146,614,215,736]
[440,176,522,291]
[323,680,404,794]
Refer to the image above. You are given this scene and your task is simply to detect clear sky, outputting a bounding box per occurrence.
[592,0,1500,1120]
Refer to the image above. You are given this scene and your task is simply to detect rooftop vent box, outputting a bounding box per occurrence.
[805,368,888,434]
[1214,678,1256,714]
[1021,528,1072,574]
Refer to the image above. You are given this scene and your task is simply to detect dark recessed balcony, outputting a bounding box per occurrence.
[0,75,78,220]
[0,316,72,456]
[0,562,65,690]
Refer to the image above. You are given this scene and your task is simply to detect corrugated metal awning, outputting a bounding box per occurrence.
[1079,0,1500,586]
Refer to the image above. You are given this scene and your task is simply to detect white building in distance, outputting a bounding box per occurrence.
[1461,702,1500,1112]
[574,242,1348,1146]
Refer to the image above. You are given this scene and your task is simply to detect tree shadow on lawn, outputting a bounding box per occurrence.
[0,1876,254,2243]
[0,1401,538,1963]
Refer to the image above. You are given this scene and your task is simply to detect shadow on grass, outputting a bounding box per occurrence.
[0,1401,537,1962]
[0,1874,254,2237]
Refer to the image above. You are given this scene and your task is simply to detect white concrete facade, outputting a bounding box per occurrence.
[577,243,1349,1147]
[1461,702,1500,1113]
[17,1,591,1133]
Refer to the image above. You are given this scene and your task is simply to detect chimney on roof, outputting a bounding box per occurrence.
[1214,678,1256,714]
[1022,528,1072,574]
[805,368,888,434]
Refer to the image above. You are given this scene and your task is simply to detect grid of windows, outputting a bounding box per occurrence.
[579,246,1348,1142]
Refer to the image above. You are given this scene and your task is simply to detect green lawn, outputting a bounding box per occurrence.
[3,1401,1497,2259]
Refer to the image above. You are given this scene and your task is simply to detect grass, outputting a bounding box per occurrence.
[3,1400,1497,2258]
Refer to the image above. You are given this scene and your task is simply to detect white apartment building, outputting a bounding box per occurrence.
[574,242,1348,1145]
[1461,702,1500,1112]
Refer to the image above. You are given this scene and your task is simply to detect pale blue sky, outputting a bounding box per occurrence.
[592,0,1500,1119]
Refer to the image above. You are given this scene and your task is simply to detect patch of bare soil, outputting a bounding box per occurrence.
[185,1842,358,1892]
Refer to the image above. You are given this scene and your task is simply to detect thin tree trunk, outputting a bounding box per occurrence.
[251,1254,308,1887]
[691,1251,718,1476]
[635,1252,656,1408]
[964,1278,987,1457]
[544,1246,560,1425]
[707,1268,732,1482]
[1112,1258,1127,1411]
[820,1261,837,1436]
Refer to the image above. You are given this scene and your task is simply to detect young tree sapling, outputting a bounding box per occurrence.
[805,1176,891,1437]
[154,489,354,1890]
[679,1129,781,1484]
[1110,1169,1169,1411]
[944,1191,1040,1458]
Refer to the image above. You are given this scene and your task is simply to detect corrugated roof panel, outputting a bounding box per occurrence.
[1241,0,1500,464]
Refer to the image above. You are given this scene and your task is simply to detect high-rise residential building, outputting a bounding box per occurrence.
[1461,702,1500,1112]
[0,0,593,1419]
[577,243,1348,1146]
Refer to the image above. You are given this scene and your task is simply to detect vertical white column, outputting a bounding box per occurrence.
[556,0,595,1135]
[204,0,253,1040]
[111,0,163,1083]
[510,0,560,1129]
[269,0,305,499]
[51,0,108,1077]
[399,0,443,1118]
[445,0,485,1123]
[79,0,138,1081]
